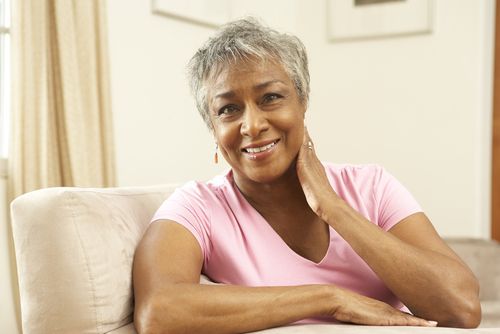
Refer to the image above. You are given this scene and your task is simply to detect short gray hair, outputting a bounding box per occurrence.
[186,17,310,132]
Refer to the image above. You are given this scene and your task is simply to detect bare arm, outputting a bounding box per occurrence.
[133,220,436,334]
[296,126,481,328]
[324,207,480,328]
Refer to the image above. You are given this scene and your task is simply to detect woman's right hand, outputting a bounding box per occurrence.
[326,286,438,327]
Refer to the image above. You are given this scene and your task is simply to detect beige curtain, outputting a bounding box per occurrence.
[9,0,115,198]
[8,0,116,330]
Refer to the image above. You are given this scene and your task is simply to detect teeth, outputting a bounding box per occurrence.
[245,141,276,153]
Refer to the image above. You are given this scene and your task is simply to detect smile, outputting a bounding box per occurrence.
[243,140,278,153]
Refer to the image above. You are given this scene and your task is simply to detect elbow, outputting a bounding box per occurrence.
[455,298,482,329]
[437,272,482,328]
[135,298,180,334]
[442,295,482,328]
[134,300,162,334]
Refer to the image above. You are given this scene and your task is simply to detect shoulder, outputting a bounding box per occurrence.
[321,162,412,206]
[322,162,383,172]
[152,171,233,223]
[169,172,229,204]
[322,162,421,229]
[321,162,407,195]
[322,162,387,184]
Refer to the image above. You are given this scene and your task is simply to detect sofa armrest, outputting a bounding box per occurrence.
[11,185,178,334]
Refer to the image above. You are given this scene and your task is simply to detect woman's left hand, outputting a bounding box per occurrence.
[296,120,341,219]
[296,121,481,329]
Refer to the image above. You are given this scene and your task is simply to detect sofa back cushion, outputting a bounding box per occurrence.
[11,185,178,334]
[444,238,500,301]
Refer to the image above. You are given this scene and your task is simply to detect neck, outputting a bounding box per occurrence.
[232,161,308,213]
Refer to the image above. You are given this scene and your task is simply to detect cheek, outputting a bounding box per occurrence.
[278,114,304,142]
[215,124,240,152]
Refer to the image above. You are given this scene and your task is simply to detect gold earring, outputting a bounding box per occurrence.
[215,144,218,164]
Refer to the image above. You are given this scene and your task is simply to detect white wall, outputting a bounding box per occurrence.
[107,0,230,187]
[107,0,495,239]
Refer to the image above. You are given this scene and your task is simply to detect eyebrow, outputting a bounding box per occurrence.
[213,79,285,101]
[253,79,283,92]
[213,91,236,100]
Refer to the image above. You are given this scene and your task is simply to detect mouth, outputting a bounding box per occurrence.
[243,140,279,153]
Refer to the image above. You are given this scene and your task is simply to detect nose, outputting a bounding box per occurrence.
[240,105,269,137]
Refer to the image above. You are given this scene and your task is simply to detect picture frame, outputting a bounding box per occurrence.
[327,0,434,41]
[151,0,231,28]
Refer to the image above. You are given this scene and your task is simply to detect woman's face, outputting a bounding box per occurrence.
[207,59,306,185]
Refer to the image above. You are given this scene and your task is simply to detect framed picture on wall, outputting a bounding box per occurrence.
[328,0,434,41]
[152,0,231,28]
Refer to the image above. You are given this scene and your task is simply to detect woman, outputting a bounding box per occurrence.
[133,18,481,333]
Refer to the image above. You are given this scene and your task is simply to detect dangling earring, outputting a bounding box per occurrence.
[215,144,218,164]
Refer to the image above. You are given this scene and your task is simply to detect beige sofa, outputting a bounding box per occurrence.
[10,185,500,334]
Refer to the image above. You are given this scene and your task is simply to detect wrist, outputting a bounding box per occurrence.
[317,196,349,225]
[315,284,343,317]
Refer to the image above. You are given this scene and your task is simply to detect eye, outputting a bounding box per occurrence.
[263,94,281,104]
[218,105,238,115]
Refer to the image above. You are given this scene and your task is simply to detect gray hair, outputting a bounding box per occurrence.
[186,17,310,132]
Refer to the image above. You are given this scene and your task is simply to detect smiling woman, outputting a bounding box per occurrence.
[132,17,481,334]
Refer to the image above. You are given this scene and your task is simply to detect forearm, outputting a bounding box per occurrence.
[135,283,332,334]
[321,200,480,327]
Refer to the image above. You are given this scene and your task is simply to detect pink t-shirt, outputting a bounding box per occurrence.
[151,163,422,323]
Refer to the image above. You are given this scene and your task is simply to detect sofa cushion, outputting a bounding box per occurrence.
[443,238,500,301]
[480,300,500,328]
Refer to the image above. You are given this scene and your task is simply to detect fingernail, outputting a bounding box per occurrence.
[304,118,307,127]
[428,321,438,325]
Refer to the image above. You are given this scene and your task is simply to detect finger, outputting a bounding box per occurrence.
[393,312,438,327]
[406,319,438,327]
[304,140,313,151]
[302,120,314,152]
[331,291,439,328]
[302,119,309,147]
[406,315,438,327]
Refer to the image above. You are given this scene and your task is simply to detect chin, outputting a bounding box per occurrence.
[246,164,296,185]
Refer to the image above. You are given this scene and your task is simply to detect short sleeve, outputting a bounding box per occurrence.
[151,182,212,259]
[372,166,423,230]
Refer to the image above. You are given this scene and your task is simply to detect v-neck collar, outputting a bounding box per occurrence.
[224,169,332,265]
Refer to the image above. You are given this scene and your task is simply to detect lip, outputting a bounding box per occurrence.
[242,139,279,150]
[242,139,280,162]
